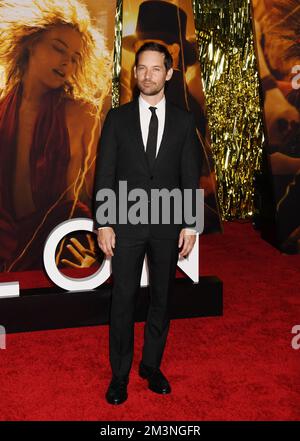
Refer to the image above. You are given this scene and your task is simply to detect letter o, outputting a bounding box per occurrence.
[43,218,111,291]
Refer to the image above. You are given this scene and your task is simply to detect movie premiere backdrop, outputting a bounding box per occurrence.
[0,0,221,288]
[120,0,222,235]
[252,0,300,254]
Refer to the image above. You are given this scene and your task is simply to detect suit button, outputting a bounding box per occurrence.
[150,176,154,180]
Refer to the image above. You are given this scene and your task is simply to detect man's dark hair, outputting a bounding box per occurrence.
[135,42,173,71]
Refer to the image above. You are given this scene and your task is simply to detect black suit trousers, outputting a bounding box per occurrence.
[109,232,179,379]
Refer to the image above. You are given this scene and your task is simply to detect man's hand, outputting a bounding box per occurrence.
[178,229,197,258]
[97,227,116,257]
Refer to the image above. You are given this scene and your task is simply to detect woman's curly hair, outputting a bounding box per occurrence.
[0,0,112,107]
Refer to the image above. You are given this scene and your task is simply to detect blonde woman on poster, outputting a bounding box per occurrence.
[0,0,111,271]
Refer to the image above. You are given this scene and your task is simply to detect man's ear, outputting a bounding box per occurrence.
[133,65,137,79]
[166,67,173,81]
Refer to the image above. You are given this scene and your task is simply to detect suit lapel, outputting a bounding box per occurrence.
[132,99,150,171]
[152,100,172,171]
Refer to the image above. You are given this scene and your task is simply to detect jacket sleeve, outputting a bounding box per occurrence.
[93,108,118,229]
[180,112,203,231]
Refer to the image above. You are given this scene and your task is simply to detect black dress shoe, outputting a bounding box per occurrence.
[139,362,171,394]
[105,376,128,405]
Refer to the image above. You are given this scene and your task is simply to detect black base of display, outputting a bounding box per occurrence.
[0,276,223,334]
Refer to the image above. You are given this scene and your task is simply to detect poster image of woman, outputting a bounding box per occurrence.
[0,0,114,271]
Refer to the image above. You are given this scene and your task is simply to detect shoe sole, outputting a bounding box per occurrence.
[106,394,128,405]
[149,385,171,394]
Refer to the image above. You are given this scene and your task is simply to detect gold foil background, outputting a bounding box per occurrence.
[113,0,264,219]
[112,0,122,108]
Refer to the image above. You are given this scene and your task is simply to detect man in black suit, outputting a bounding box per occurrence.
[94,42,202,405]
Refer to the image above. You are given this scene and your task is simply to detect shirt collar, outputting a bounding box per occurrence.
[139,94,166,111]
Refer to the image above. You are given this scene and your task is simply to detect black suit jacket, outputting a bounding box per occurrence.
[93,98,202,239]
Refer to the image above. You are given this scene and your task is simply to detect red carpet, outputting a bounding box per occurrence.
[0,221,299,420]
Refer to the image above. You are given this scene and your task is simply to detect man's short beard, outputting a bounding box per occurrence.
[138,83,164,96]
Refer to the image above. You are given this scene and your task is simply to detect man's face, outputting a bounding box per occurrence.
[134,50,173,96]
